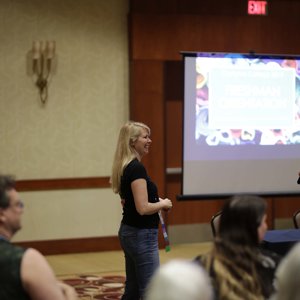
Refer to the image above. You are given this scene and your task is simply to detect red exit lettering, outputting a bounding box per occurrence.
[248,1,268,15]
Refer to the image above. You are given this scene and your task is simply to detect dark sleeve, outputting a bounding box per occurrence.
[126,160,148,183]
[257,249,280,298]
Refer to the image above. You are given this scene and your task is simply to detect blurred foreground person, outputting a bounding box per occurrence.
[196,195,279,300]
[145,259,213,300]
[272,242,300,300]
[0,175,77,300]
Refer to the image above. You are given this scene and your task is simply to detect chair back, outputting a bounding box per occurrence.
[211,211,222,237]
[293,209,300,229]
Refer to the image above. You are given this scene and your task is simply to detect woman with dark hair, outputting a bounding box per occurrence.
[196,195,279,300]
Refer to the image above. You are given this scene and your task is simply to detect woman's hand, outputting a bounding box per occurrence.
[132,179,173,215]
[159,197,172,211]
[58,282,78,300]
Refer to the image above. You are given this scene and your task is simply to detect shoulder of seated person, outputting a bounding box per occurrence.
[259,248,281,268]
[24,247,43,257]
[194,255,202,263]
[22,248,47,265]
[194,254,210,265]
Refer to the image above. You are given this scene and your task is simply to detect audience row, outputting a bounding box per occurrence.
[1,173,300,299]
[145,195,300,300]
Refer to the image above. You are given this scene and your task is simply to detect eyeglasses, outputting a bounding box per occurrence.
[9,200,24,209]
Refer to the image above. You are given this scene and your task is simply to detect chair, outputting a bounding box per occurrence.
[293,209,300,229]
[211,211,222,237]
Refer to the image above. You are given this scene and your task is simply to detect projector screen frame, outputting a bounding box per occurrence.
[179,51,300,200]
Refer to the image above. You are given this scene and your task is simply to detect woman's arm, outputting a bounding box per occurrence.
[131,179,172,215]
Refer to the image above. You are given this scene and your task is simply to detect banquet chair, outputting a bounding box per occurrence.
[211,211,222,237]
[293,209,300,229]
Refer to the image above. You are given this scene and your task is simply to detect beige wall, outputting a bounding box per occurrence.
[0,0,129,242]
[14,189,122,242]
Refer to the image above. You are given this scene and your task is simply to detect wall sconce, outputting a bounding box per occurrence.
[31,40,56,104]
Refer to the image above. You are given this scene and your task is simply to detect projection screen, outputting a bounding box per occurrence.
[182,52,300,198]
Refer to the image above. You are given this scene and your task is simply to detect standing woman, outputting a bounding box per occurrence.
[111,121,172,300]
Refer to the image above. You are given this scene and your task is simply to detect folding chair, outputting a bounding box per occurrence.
[293,209,300,229]
[211,211,222,237]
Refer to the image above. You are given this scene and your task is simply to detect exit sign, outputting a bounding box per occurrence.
[248,0,268,15]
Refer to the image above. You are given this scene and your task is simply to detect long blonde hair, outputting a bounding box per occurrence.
[111,121,150,194]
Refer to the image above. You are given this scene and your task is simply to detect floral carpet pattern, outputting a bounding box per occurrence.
[61,274,125,299]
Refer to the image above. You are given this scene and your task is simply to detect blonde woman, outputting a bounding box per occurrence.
[111,121,172,300]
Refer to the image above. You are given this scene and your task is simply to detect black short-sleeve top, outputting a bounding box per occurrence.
[120,158,159,228]
[0,239,31,300]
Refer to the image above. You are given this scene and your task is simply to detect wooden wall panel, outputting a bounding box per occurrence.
[164,61,183,102]
[164,60,183,169]
[130,60,166,195]
[274,197,300,219]
[16,177,110,191]
[130,14,300,61]
[165,101,182,168]
[15,236,121,255]
[130,0,300,17]
[130,0,246,15]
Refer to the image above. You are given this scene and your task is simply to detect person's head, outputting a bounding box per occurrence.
[145,259,213,300]
[0,175,23,238]
[111,121,151,193]
[219,194,267,247]
[118,121,151,160]
[274,242,300,300]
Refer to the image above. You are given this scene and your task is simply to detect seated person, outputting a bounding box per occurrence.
[0,175,77,300]
[195,194,279,300]
[271,242,300,300]
[145,259,213,300]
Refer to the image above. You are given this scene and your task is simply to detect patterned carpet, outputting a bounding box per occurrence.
[61,274,125,299]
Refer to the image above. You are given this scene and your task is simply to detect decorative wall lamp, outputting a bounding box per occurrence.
[31,40,56,104]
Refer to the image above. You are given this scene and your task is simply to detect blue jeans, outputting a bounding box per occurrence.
[118,223,160,300]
